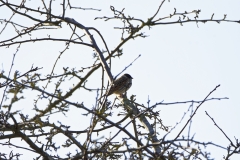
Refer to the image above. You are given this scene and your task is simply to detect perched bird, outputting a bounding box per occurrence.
[99,73,133,99]
[107,73,133,96]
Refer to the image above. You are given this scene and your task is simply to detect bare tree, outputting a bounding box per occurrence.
[0,0,239,159]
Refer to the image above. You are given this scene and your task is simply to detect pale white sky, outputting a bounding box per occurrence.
[1,0,240,159]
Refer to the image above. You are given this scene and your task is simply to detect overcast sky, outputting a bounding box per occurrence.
[1,0,240,159]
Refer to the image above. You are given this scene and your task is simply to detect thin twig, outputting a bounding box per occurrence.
[161,85,221,156]
[205,111,235,147]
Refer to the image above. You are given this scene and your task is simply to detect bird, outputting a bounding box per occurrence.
[100,73,133,99]
[108,73,133,96]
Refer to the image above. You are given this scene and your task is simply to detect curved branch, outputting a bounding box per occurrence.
[63,17,113,82]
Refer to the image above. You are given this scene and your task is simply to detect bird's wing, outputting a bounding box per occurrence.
[107,77,124,95]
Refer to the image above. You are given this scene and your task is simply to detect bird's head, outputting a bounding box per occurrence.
[124,73,133,79]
